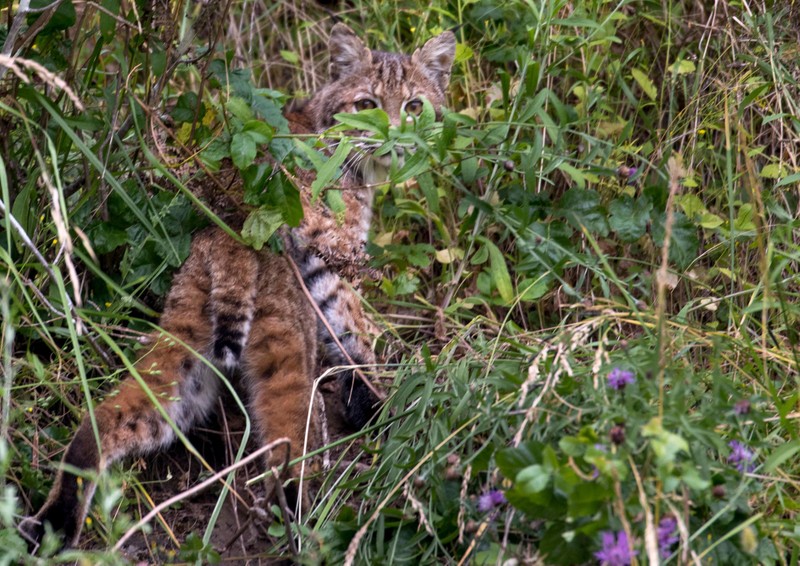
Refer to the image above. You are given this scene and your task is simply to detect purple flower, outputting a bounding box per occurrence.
[727,440,755,472]
[595,531,638,566]
[477,489,506,512]
[657,517,679,559]
[733,399,751,415]
[607,368,635,390]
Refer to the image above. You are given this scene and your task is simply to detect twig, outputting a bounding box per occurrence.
[271,466,299,557]
[283,245,384,401]
[113,438,291,551]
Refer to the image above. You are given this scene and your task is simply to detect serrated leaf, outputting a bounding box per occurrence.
[668,59,696,75]
[760,163,786,179]
[225,96,254,122]
[241,208,283,250]
[230,133,257,170]
[699,212,724,229]
[631,68,657,100]
[454,42,473,63]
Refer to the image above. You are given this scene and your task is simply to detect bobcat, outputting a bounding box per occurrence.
[19,23,455,550]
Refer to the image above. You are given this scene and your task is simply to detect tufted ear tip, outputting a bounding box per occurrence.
[412,31,457,89]
[329,23,372,81]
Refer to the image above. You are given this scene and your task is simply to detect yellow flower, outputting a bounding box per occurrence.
[105,302,112,308]
[52,239,58,246]
[85,517,92,526]
[698,129,706,135]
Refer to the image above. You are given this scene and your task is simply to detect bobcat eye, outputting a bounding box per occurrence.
[354,99,378,111]
[404,99,424,116]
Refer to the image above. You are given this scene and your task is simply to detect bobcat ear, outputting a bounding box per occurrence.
[412,31,456,90]
[329,23,372,81]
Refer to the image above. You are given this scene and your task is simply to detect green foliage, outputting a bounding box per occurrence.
[1,0,800,563]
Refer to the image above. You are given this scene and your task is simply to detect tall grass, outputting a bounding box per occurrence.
[1,0,799,564]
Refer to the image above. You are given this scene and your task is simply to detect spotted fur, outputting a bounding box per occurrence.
[19,23,455,550]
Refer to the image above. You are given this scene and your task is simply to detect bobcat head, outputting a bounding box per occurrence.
[303,23,456,182]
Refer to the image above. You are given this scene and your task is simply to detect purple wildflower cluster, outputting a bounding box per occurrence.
[594,531,637,566]
[657,516,679,559]
[477,489,506,513]
[607,368,635,390]
[727,440,756,472]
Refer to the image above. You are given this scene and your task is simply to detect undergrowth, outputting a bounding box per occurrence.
[1,0,800,564]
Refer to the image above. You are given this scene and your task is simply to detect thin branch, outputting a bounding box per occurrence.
[113,438,291,551]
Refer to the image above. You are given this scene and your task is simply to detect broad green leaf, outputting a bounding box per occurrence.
[631,68,657,100]
[558,189,609,236]
[454,42,474,63]
[243,120,274,144]
[435,248,464,264]
[699,212,724,229]
[760,163,787,179]
[677,194,706,218]
[516,465,551,495]
[279,50,299,64]
[608,195,651,242]
[29,0,76,32]
[230,133,257,170]
[225,96,254,122]
[668,59,696,74]
[241,208,283,250]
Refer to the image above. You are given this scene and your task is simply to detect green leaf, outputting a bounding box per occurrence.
[242,162,272,205]
[230,133,257,170]
[225,96,254,122]
[631,68,657,100]
[515,465,551,495]
[311,141,352,200]
[642,417,689,467]
[241,208,283,251]
[557,163,586,189]
[454,42,473,64]
[608,195,651,242]
[243,120,274,144]
[332,109,390,137]
[99,0,120,41]
[29,0,76,33]
[279,50,299,64]
[88,223,129,254]
[775,171,800,187]
[668,59,696,75]
[759,163,786,179]
[480,239,514,304]
[558,189,609,236]
[325,190,346,222]
[651,211,699,269]
[763,440,800,473]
